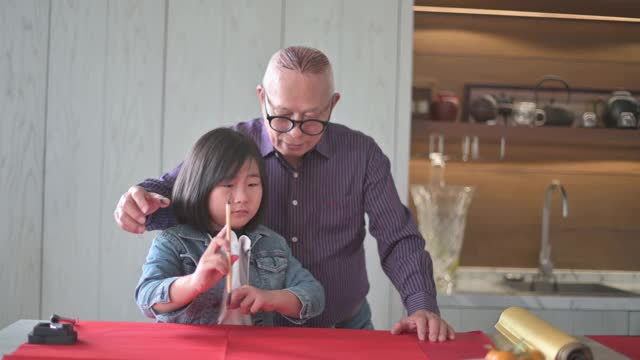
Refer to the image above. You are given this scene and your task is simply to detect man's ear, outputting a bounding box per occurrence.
[256,85,264,102]
[257,85,266,119]
[331,92,341,109]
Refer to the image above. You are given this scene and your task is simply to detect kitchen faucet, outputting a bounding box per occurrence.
[534,180,569,289]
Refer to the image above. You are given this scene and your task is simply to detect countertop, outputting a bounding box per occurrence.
[438,267,640,311]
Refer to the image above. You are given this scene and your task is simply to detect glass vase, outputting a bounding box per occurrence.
[411,184,475,295]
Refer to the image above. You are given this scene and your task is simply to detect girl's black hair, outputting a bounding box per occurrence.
[172,128,267,233]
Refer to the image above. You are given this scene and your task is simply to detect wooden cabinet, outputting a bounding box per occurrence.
[409,121,640,270]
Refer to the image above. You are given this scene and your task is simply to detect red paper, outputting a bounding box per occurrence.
[419,331,493,359]
[587,335,640,360]
[3,321,493,360]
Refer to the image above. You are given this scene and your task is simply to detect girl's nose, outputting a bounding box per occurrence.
[231,188,248,203]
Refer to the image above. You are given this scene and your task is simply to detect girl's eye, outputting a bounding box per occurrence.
[221,184,233,188]
[248,182,261,187]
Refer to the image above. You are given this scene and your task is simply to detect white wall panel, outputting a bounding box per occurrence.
[459,309,502,333]
[163,0,281,172]
[389,0,414,325]
[439,308,463,330]
[42,0,107,321]
[283,0,411,330]
[99,0,166,321]
[0,0,49,329]
[1,0,413,327]
[164,0,412,330]
[284,0,400,149]
[281,0,343,69]
[629,311,640,336]
[334,0,399,154]
[220,0,282,127]
[571,310,629,336]
[163,0,225,171]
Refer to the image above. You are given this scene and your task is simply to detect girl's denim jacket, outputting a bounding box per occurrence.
[135,224,325,326]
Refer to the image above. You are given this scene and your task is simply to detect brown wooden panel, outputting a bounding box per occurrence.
[411,121,640,149]
[412,12,640,113]
[409,152,640,270]
[413,55,640,124]
[411,135,640,165]
[414,55,640,99]
[415,14,640,63]
[414,0,640,20]
[410,5,640,271]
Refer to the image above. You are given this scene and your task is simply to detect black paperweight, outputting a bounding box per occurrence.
[28,322,77,345]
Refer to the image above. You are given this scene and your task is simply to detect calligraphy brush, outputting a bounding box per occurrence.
[225,197,232,305]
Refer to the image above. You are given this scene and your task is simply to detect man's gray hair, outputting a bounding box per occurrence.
[263,46,335,91]
[272,46,331,74]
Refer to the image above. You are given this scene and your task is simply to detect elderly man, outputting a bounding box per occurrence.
[115,46,454,342]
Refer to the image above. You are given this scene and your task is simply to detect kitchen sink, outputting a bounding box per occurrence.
[502,278,637,296]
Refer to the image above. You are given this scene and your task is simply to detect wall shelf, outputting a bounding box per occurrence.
[412,120,640,148]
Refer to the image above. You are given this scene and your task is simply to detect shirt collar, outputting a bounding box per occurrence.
[313,123,334,159]
[258,118,334,159]
[258,118,276,157]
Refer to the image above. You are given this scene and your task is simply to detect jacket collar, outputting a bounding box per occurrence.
[173,224,268,246]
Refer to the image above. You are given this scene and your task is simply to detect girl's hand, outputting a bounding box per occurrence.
[190,226,237,294]
[229,286,279,314]
[229,286,303,318]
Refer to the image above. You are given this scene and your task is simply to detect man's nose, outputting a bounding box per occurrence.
[289,115,305,137]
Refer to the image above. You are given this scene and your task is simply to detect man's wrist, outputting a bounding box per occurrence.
[405,292,440,316]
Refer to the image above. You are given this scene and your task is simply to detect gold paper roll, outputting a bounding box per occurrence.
[495,307,593,360]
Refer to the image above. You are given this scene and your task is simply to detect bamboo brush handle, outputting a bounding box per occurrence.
[225,201,232,294]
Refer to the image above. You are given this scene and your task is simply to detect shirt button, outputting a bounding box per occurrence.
[293,172,299,178]
[291,237,299,243]
[292,200,298,206]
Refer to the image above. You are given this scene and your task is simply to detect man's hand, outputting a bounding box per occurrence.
[114,185,170,233]
[391,310,455,342]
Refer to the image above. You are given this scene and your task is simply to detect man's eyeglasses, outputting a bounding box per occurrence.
[263,90,333,136]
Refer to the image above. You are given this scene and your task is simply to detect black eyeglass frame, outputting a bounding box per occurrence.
[263,89,334,136]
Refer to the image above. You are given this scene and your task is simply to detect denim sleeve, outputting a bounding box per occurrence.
[138,163,182,231]
[280,250,326,325]
[135,232,193,322]
[363,141,440,316]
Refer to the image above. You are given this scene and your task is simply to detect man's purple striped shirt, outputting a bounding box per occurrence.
[141,118,438,327]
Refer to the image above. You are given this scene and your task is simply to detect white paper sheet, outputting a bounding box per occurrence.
[217,231,253,325]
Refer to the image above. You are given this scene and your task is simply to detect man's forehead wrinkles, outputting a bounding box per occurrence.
[267,93,328,114]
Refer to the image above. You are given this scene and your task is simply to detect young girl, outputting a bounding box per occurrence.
[135,128,325,325]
